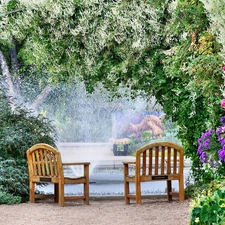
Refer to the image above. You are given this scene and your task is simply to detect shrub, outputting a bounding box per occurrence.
[0,186,21,205]
[189,179,225,224]
[0,89,57,204]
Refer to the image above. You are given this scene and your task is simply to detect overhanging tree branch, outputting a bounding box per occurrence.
[0,9,23,18]
[30,84,52,111]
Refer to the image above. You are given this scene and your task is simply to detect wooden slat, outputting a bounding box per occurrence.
[63,162,90,166]
[31,152,37,176]
[161,146,165,175]
[155,147,159,175]
[35,194,55,199]
[49,151,54,176]
[142,151,146,175]
[44,149,50,176]
[35,150,41,176]
[167,147,171,174]
[64,196,85,200]
[53,154,58,176]
[173,149,177,174]
[127,194,136,199]
[40,149,46,176]
[149,149,152,175]
[169,192,179,196]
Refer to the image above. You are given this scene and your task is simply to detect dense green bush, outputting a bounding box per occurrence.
[189,179,225,224]
[0,89,57,204]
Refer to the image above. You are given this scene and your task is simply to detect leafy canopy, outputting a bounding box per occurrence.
[2,0,164,93]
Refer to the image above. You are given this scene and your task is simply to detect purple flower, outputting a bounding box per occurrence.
[197,116,225,164]
[197,144,203,154]
[209,159,215,168]
[200,151,208,163]
[220,116,225,124]
[203,139,210,149]
[136,132,141,138]
[200,130,213,140]
[218,149,225,162]
[218,136,225,146]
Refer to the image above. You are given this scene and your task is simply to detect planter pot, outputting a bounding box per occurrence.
[113,144,129,156]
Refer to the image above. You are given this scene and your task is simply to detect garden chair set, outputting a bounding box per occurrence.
[26,142,184,207]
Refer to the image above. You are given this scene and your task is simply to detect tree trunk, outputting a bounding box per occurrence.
[0,50,17,110]
[10,37,20,74]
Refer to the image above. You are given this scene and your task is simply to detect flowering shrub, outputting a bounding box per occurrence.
[189,66,225,224]
[221,99,225,109]
[190,187,225,224]
[197,65,225,173]
[128,131,155,155]
[197,115,225,167]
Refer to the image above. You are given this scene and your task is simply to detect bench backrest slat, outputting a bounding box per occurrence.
[27,144,63,180]
[155,147,159,175]
[135,142,184,178]
[148,150,152,175]
[161,146,165,175]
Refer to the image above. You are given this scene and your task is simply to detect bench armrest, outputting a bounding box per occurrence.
[62,162,90,166]
[123,161,136,165]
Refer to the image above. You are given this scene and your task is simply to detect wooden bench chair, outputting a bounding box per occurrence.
[26,143,90,207]
[123,141,184,204]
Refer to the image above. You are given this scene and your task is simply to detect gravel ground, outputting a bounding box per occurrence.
[0,198,191,225]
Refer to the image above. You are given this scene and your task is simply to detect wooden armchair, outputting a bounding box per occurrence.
[26,143,90,207]
[123,141,184,204]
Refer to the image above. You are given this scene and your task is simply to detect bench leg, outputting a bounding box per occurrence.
[84,165,89,205]
[58,183,64,207]
[124,165,130,204]
[54,183,59,202]
[136,181,141,204]
[29,181,35,203]
[167,180,172,201]
[124,181,130,204]
[179,178,185,201]
[84,182,89,205]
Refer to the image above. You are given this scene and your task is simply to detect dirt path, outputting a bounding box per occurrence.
[0,198,191,225]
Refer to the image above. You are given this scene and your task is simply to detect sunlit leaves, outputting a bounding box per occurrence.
[0,0,165,93]
[200,0,225,58]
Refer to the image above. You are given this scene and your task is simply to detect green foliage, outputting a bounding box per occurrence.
[0,88,57,204]
[0,0,162,87]
[172,0,209,34]
[185,161,224,200]
[0,158,27,203]
[0,186,21,205]
[159,20,224,185]
[0,102,57,158]
[200,0,225,58]
[190,180,225,224]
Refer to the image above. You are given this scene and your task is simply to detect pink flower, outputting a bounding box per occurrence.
[221,99,225,108]
[215,92,219,96]
[222,65,225,71]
